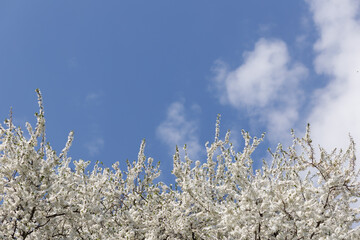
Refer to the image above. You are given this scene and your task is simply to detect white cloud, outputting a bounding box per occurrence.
[156,101,202,159]
[213,38,307,143]
[305,0,360,151]
[210,0,360,154]
[84,137,104,157]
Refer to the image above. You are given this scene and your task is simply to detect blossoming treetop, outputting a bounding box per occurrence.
[1,90,359,239]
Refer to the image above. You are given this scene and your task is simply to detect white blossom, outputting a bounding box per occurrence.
[0,91,360,239]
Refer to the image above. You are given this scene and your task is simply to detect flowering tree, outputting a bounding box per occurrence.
[1,90,360,239]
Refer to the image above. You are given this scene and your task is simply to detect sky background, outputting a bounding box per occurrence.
[1,0,360,183]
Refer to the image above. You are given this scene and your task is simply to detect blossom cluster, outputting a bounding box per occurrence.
[1,90,359,239]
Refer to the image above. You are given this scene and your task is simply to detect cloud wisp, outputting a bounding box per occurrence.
[156,101,202,160]
[84,137,105,157]
[212,38,308,143]
[85,92,103,107]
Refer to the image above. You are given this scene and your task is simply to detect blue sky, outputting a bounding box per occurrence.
[1,0,360,183]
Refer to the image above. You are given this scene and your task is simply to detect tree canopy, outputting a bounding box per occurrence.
[1,90,360,239]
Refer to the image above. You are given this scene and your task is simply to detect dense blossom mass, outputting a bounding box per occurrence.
[1,90,360,239]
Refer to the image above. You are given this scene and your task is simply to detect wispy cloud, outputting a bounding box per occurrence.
[85,92,103,106]
[212,38,307,143]
[305,0,360,151]
[84,137,104,157]
[156,101,202,159]
[67,57,79,69]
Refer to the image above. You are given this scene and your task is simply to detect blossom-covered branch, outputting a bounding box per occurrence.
[0,91,359,239]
